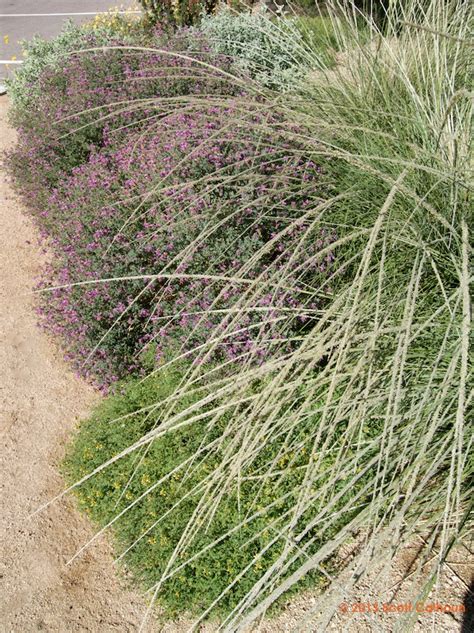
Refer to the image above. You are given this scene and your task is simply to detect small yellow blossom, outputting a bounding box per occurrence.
[141,473,151,486]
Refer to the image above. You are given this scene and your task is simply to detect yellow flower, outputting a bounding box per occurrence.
[4,35,9,45]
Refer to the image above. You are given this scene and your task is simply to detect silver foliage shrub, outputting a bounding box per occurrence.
[198,7,312,90]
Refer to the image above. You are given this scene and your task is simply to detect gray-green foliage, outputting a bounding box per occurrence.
[198,8,318,90]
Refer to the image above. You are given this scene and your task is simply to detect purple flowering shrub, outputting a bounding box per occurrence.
[8,27,235,218]
[35,105,334,385]
[8,25,335,387]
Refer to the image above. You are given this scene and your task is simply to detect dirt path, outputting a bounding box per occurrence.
[0,96,154,632]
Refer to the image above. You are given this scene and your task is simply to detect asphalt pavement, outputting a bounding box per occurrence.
[0,0,140,81]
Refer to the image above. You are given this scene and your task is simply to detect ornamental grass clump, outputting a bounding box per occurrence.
[63,1,472,629]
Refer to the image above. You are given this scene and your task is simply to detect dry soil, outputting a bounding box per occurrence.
[0,95,155,633]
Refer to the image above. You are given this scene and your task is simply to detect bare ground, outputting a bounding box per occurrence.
[0,93,472,633]
[0,96,155,633]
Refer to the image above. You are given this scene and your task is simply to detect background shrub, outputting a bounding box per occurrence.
[139,0,219,26]
[85,6,148,37]
[198,7,334,89]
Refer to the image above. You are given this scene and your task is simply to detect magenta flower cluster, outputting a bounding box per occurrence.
[9,28,335,388]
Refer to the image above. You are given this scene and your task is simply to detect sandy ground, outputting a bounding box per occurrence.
[0,92,472,633]
[0,95,155,632]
